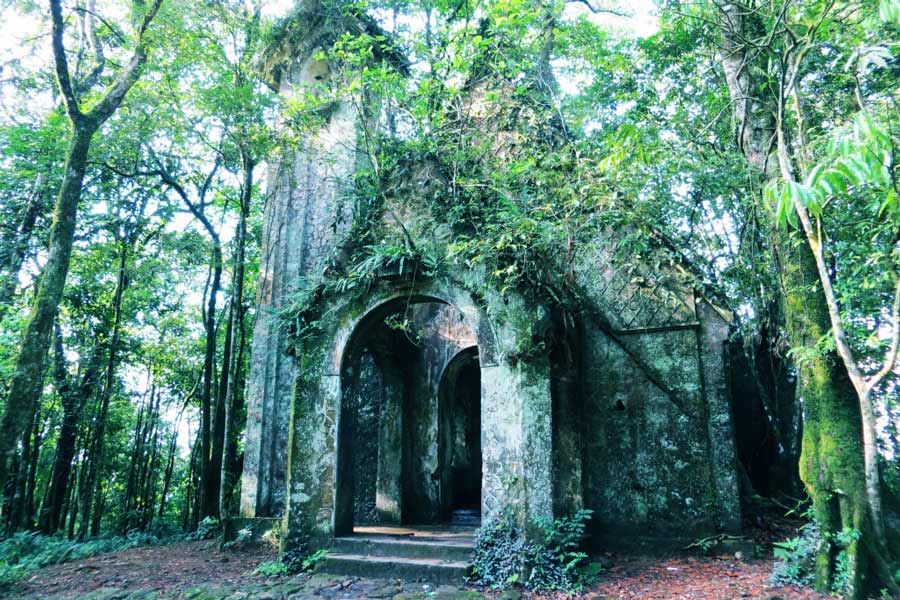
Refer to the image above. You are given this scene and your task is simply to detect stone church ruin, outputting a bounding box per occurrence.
[234,3,742,580]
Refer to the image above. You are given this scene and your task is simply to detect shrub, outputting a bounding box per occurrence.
[283,547,327,574]
[222,527,253,550]
[770,523,821,588]
[770,521,858,594]
[528,508,598,591]
[187,516,221,541]
[252,544,328,577]
[469,509,599,593]
[254,560,289,576]
[470,516,532,588]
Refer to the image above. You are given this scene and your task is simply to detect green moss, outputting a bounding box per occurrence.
[777,229,872,597]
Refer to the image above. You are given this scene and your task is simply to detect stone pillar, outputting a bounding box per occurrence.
[697,300,742,533]
[240,42,358,519]
[481,359,553,527]
[284,373,339,544]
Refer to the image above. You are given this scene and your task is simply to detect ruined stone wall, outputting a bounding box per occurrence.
[240,51,357,518]
[575,236,742,545]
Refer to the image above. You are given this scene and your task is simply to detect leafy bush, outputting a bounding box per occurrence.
[469,509,599,592]
[283,547,328,574]
[0,530,162,585]
[253,560,289,576]
[222,526,253,550]
[770,521,858,594]
[770,523,821,588]
[470,516,532,588]
[528,509,599,591]
[187,516,221,541]
[251,544,328,578]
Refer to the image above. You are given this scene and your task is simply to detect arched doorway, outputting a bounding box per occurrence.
[335,297,480,534]
[438,347,482,525]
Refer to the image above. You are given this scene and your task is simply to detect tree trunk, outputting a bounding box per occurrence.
[0,127,94,502]
[79,239,128,537]
[220,154,253,517]
[210,297,232,518]
[715,3,890,596]
[41,328,101,534]
[0,0,163,515]
[7,414,36,532]
[200,242,223,519]
[139,396,161,530]
[0,174,46,320]
[23,412,43,529]
[122,378,152,533]
[777,231,871,594]
[157,407,183,523]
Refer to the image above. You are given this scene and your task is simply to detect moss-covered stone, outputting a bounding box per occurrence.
[242,1,743,572]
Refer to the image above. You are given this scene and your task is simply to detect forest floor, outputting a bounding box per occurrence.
[4,537,835,600]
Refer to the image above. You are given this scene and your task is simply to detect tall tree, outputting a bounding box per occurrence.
[669,0,900,595]
[0,0,164,504]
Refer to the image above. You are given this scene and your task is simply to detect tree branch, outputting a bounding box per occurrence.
[49,0,83,122]
[86,0,163,124]
[869,274,900,393]
[566,0,630,18]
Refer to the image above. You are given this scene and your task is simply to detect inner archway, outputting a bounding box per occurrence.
[335,297,480,534]
[438,347,482,525]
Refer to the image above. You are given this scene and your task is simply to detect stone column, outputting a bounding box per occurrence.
[284,373,339,544]
[481,359,554,527]
[240,48,357,519]
[697,300,742,533]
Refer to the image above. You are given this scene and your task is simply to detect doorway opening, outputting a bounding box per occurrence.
[336,298,481,534]
[438,347,482,526]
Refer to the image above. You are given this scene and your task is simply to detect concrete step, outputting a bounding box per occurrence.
[449,509,481,527]
[318,553,470,584]
[332,535,474,561]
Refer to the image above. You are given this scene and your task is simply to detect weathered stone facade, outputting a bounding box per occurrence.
[239,5,741,553]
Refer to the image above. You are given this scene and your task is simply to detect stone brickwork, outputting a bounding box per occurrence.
[240,44,357,518]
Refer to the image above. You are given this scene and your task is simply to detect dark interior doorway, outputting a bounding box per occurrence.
[439,348,482,524]
[336,300,482,534]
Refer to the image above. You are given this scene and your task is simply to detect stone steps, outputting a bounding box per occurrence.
[317,526,475,584]
[332,536,474,562]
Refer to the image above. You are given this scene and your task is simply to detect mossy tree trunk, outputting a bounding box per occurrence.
[777,230,871,594]
[220,152,254,518]
[716,2,898,596]
[0,174,46,320]
[0,0,164,511]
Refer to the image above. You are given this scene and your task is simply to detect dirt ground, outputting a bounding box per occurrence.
[3,537,836,600]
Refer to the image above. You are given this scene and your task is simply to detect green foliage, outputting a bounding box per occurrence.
[284,548,328,573]
[470,509,598,593]
[253,560,289,577]
[469,515,532,588]
[767,112,899,229]
[0,531,162,585]
[187,517,221,541]
[771,520,860,594]
[881,0,900,24]
[253,547,327,577]
[221,527,253,551]
[771,523,822,588]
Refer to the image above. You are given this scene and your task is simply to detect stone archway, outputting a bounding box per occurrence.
[280,279,556,546]
[438,346,482,525]
[333,295,480,534]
